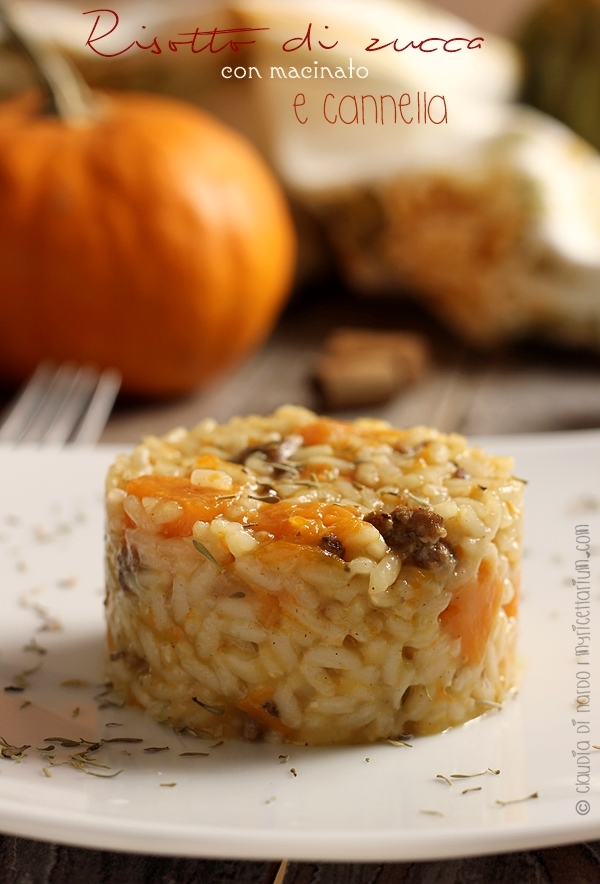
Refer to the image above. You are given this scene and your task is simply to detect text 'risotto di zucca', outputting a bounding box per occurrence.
[105,406,523,745]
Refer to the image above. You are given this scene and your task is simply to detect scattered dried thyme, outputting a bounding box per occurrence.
[496,792,538,806]
[192,540,225,572]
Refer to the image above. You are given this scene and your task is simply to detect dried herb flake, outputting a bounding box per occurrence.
[405,491,430,507]
[23,638,48,656]
[82,768,124,779]
[192,540,225,571]
[450,768,500,779]
[496,792,538,806]
[0,736,31,760]
[192,697,225,715]
[102,737,144,744]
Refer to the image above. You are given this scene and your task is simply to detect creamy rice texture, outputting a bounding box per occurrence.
[105,406,523,745]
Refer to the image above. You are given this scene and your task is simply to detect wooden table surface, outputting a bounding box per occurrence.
[2,288,600,883]
[100,289,600,445]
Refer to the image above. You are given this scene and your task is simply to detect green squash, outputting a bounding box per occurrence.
[519,0,600,151]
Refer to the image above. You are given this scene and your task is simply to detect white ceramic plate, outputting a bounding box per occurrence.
[0,435,599,862]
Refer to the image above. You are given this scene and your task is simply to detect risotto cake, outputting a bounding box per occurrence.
[105,406,523,745]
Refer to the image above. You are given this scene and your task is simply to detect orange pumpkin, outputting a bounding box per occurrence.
[0,89,296,396]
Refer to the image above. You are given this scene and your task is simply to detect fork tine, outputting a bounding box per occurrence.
[0,361,57,443]
[0,363,121,446]
[42,365,100,445]
[71,368,121,445]
[17,363,83,444]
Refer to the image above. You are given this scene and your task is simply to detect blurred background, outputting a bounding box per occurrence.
[1,0,600,442]
[427,0,542,34]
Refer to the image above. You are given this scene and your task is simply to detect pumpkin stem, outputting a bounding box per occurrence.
[0,0,96,121]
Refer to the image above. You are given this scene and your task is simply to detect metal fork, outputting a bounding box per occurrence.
[0,362,121,446]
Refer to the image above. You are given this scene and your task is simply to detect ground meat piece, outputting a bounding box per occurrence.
[365,505,454,570]
[410,538,455,570]
[320,532,346,558]
[453,466,470,479]
[262,700,280,719]
[117,545,140,592]
[114,648,149,675]
[235,435,303,465]
[242,713,263,742]
[109,650,127,662]
[253,485,281,503]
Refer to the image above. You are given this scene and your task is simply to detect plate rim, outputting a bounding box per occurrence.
[0,432,599,861]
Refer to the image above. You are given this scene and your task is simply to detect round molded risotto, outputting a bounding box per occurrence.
[105,406,523,745]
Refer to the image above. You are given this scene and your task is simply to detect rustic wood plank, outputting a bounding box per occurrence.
[4,836,600,884]
[100,294,600,444]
